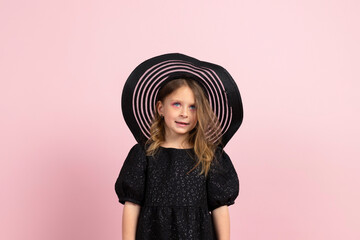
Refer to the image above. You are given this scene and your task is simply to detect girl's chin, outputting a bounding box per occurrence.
[168,129,191,136]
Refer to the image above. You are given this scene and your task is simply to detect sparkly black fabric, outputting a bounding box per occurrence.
[115,144,239,240]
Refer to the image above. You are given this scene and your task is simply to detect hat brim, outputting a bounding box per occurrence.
[122,53,243,147]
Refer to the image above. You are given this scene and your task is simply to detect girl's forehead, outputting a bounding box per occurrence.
[165,86,195,101]
[174,86,194,94]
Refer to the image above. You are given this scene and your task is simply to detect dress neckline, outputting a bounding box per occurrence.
[159,146,194,150]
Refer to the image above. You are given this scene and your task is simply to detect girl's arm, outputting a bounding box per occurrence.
[122,201,141,240]
[212,205,230,240]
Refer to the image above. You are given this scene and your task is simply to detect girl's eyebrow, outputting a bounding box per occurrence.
[169,99,195,105]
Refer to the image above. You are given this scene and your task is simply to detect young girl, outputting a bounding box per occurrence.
[115,53,243,240]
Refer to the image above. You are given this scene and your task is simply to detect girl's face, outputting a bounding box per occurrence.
[157,85,198,140]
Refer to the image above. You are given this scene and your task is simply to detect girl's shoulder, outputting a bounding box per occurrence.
[130,142,145,151]
[127,143,147,157]
[211,146,234,169]
[213,145,227,160]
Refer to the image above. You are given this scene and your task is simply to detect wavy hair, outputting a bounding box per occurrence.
[146,78,222,176]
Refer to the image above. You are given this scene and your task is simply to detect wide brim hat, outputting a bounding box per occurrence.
[121,53,243,147]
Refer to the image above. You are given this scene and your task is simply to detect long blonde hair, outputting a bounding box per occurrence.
[146,78,222,176]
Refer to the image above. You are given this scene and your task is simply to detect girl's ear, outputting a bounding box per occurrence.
[156,101,163,116]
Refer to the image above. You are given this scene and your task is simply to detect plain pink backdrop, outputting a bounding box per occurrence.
[1,0,359,239]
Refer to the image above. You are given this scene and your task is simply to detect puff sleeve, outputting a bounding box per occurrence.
[115,144,147,206]
[207,149,239,211]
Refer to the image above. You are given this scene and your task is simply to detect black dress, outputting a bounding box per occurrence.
[115,144,239,240]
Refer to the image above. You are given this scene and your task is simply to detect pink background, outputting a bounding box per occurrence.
[1,0,359,239]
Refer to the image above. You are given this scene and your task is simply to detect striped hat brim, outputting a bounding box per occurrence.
[121,53,243,147]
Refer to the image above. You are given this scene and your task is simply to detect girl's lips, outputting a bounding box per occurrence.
[175,121,189,125]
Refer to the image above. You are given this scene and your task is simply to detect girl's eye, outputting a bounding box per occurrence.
[173,102,181,107]
[189,105,196,110]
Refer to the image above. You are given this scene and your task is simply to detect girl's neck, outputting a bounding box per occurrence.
[161,137,193,149]
[161,131,193,149]
[160,142,193,149]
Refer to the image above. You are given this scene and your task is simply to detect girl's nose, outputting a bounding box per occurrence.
[180,107,189,117]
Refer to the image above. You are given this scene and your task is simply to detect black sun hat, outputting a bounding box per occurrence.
[121,53,243,147]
